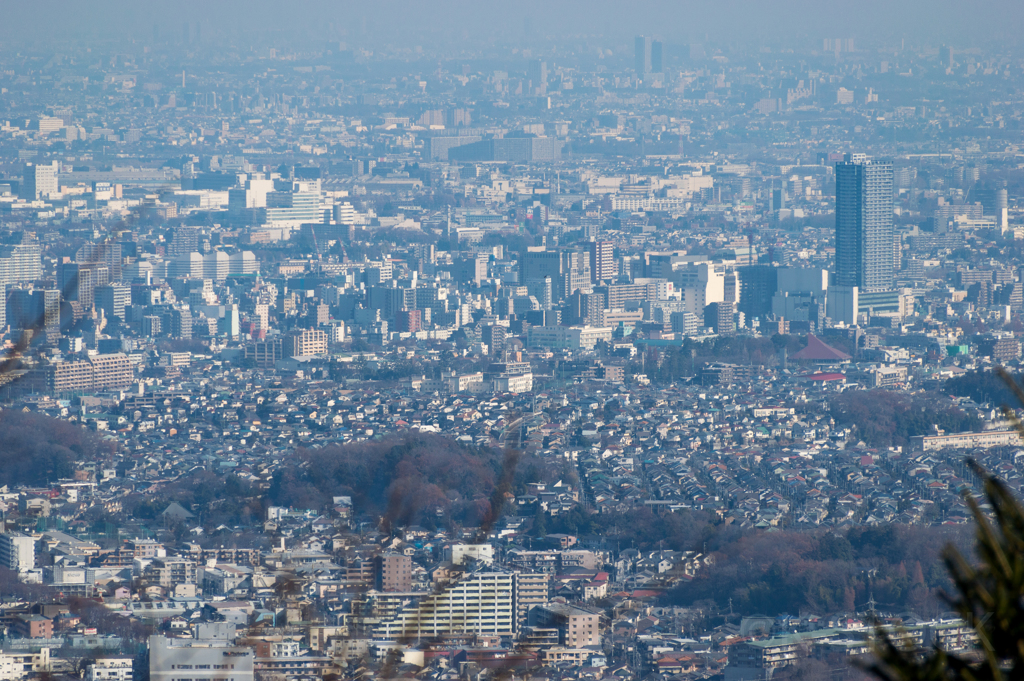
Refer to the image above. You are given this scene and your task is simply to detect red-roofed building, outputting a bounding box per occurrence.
[791,334,851,363]
[655,653,699,674]
[629,589,661,599]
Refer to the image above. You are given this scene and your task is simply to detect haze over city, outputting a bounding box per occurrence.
[5,1,1024,46]
[0,1,1023,680]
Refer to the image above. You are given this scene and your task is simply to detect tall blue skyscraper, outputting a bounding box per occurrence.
[834,155,894,292]
[651,40,663,73]
[635,36,652,75]
[634,37,663,76]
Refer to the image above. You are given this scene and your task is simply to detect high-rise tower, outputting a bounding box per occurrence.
[834,155,894,292]
[20,162,58,200]
[635,36,652,75]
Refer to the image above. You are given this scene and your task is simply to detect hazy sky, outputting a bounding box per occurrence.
[2,1,1024,51]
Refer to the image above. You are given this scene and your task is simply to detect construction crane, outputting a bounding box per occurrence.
[310,226,322,273]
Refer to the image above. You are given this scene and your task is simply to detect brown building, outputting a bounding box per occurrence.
[47,360,93,393]
[13,614,53,639]
[314,303,330,326]
[375,552,413,592]
[89,353,133,389]
[394,309,423,334]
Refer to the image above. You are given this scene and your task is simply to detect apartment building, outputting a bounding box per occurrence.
[527,325,612,350]
[0,648,50,680]
[143,557,198,589]
[372,571,517,639]
[0,532,36,572]
[527,603,601,648]
[85,657,133,681]
[149,635,254,681]
[514,573,551,632]
[40,353,132,394]
[283,328,328,357]
[375,552,413,593]
[911,430,1022,451]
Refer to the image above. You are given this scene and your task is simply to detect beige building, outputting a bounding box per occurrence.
[85,657,133,681]
[283,328,328,357]
[371,571,549,639]
[143,557,198,589]
[514,573,550,632]
[911,430,1022,451]
[0,648,50,680]
[543,648,593,665]
[867,365,908,387]
[527,603,601,648]
[42,353,132,394]
[528,325,612,350]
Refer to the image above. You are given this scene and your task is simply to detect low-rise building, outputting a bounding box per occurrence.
[85,657,133,681]
[149,635,254,681]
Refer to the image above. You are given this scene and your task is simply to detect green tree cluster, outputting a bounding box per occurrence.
[869,462,1024,680]
[870,368,1024,679]
[830,390,981,449]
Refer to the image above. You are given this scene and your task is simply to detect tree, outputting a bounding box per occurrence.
[531,507,547,538]
[868,461,1024,680]
[0,411,115,488]
[868,368,1024,680]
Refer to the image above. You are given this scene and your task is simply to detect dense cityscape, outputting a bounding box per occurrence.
[0,3,1023,680]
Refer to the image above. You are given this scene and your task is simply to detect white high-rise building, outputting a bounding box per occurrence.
[0,533,35,572]
[203,251,229,281]
[671,263,726,314]
[227,176,274,224]
[835,156,894,292]
[0,243,43,285]
[229,251,258,275]
[264,181,322,225]
[333,201,356,225]
[168,253,204,279]
[372,571,517,638]
[20,162,59,200]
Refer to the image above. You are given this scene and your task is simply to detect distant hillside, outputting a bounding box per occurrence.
[269,432,551,530]
[0,411,115,488]
[943,368,1024,407]
[665,524,971,617]
[830,390,981,448]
